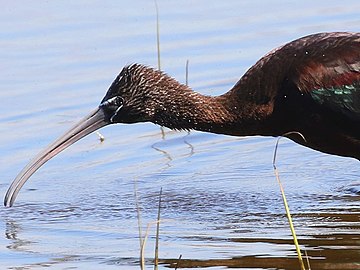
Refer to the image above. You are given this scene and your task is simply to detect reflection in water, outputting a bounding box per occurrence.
[346,183,360,195]
[159,212,359,269]
[1,178,359,269]
[5,220,33,251]
[160,127,166,140]
[151,142,173,167]
[4,219,79,269]
[161,254,358,270]
[151,130,196,167]
[183,132,195,157]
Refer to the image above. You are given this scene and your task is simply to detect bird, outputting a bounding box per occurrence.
[4,32,360,207]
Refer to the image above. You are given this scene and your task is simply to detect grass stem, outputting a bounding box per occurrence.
[185,60,189,86]
[273,132,307,270]
[134,179,144,266]
[154,0,161,70]
[154,188,162,270]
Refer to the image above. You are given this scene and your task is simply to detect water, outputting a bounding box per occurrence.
[0,1,359,269]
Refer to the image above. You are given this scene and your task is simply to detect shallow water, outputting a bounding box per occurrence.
[0,1,359,269]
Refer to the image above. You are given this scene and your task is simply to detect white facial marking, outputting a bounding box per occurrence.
[110,105,123,123]
[101,96,124,123]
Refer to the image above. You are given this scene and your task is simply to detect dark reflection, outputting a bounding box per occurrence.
[183,131,195,157]
[345,184,360,195]
[160,231,359,269]
[161,255,358,269]
[106,256,149,266]
[5,219,33,251]
[158,208,360,269]
[151,129,173,168]
[151,130,196,167]
[7,254,80,269]
[160,126,166,140]
[152,142,173,167]
[154,188,359,269]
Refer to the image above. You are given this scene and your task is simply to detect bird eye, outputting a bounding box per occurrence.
[100,96,124,109]
[100,96,124,123]
[112,96,124,107]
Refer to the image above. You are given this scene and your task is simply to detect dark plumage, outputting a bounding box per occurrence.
[4,32,360,207]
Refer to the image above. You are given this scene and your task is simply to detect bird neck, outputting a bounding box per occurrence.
[149,83,271,136]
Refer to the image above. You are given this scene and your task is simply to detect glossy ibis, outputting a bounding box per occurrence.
[4,32,360,207]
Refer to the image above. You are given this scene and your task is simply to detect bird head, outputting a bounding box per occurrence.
[3,64,167,207]
[100,64,156,124]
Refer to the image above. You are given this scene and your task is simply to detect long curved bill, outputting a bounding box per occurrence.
[4,107,109,207]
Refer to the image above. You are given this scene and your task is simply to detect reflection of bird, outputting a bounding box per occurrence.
[4,32,360,207]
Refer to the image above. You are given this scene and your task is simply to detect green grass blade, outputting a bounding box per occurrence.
[273,133,307,270]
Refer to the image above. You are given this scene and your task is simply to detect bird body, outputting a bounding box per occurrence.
[226,32,360,158]
[4,32,360,207]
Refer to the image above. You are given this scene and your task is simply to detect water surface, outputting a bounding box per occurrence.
[0,1,359,269]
